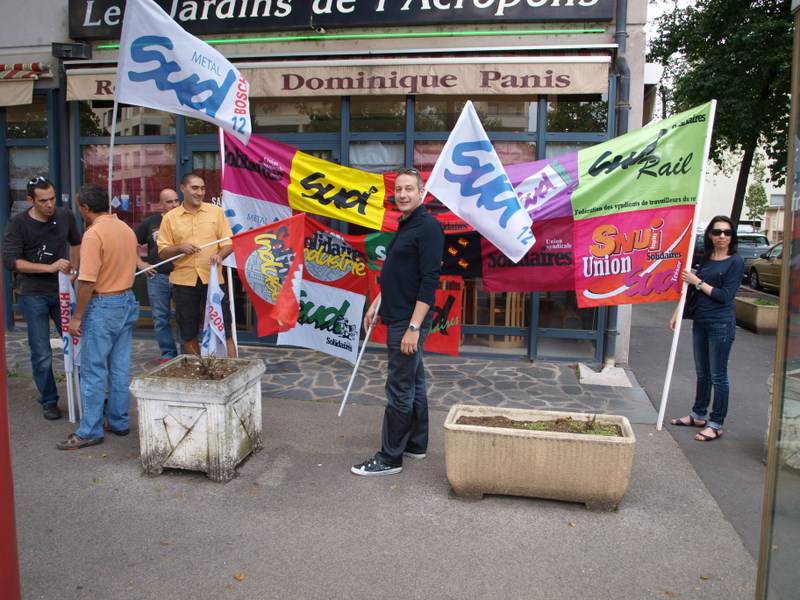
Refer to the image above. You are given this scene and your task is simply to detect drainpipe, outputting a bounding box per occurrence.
[604,0,631,368]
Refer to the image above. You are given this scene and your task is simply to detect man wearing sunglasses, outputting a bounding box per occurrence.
[2,176,81,421]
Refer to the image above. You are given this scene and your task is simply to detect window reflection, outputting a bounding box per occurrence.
[78,101,176,137]
[250,97,341,133]
[415,96,538,133]
[350,97,405,132]
[81,144,176,228]
[546,94,608,133]
[5,97,48,139]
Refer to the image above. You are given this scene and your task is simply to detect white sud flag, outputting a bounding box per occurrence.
[200,267,228,357]
[58,272,81,372]
[425,100,535,262]
[116,0,251,144]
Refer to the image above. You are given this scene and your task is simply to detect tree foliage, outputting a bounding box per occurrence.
[745,159,769,221]
[647,0,792,225]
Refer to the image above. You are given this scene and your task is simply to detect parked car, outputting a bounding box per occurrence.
[749,242,783,292]
[737,233,771,271]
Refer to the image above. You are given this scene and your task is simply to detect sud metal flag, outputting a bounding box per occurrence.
[200,267,227,357]
[425,100,535,263]
[116,0,251,144]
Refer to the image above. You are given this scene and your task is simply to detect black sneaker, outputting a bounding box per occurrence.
[351,457,402,476]
[403,451,427,460]
[42,404,61,420]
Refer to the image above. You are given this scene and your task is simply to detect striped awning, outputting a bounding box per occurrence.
[0,62,50,80]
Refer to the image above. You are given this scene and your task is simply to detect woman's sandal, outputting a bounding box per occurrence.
[695,427,724,442]
[670,416,708,427]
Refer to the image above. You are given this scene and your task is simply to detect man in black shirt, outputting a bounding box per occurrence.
[352,168,444,476]
[134,188,180,362]
[2,176,81,420]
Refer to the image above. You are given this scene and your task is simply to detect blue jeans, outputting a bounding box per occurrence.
[19,294,61,408]
[691,320,735,429]
[146,273,177,359]
[376,319,431,467]
[76,291,139,439]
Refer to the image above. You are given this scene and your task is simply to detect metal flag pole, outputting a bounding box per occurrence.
[338,297,381,417]
[134,237,231,277]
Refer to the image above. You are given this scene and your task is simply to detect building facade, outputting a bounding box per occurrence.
[0,0,652,364]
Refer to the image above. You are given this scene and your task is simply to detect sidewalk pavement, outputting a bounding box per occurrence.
[5,327,757,599]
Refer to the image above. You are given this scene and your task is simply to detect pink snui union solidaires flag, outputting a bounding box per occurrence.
[116,0,251,144]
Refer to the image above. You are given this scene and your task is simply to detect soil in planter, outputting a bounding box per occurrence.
[456,414,623,437]
[155,356,241,381]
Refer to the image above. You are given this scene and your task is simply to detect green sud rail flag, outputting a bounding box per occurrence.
[567,101,715,307]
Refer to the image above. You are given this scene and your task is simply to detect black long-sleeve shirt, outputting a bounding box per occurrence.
[379,204,444,324]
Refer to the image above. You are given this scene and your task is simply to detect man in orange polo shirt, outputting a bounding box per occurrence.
[157,173,236,356]
[58,184,139,450]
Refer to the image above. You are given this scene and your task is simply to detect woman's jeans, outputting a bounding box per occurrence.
[76,291,140,439]
[376,319,431,467]
[691,320,735,430]
[19,294,61,408]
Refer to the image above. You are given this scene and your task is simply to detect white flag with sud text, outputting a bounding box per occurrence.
[200,268,228,357]
[116,0,251,144]
[425,100,535,262]
[58,272,82,372]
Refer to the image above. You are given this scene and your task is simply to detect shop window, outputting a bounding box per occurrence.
[546,94,608,133]
[8,147,49,216]
[81,143,176,228]
[545,141,595,158]
[413,140,536,171]
[415,96,538,133]
[192,151,223,205]
[5,97,48,139]
[350,97,405,132]
[78,102,176,137]
[349,141,404,173]
[250,97,341,134]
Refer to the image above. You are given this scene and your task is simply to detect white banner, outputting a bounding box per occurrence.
[277,281,365,365]
[200,268,228,357]
[58,272,81,372]
[116,0,251,144]
[425,100,535,263]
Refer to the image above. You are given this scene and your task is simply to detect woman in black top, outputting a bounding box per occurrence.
[669,216,745,442]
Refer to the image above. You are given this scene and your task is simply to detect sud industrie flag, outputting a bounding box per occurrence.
[116,0,251,144]
[200,268,228,357]
[425,100,535,263]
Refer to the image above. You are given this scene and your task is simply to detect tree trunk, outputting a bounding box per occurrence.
[729,138,757,226]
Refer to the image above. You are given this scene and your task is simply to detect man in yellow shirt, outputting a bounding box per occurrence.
[157,173,236,356]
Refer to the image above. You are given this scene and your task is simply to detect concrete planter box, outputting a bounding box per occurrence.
[734,296,779,334]
[444,404,636,511]
[130,355,266,483]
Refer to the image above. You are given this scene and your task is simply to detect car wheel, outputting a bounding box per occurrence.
[749,269,762,291]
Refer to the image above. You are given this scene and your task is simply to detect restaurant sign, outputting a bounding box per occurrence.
[70,0,615,41]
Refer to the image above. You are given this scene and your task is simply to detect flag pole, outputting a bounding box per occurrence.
[106,101,119,213]
[134,236,230,277]
[656,100,717,431]
[219,126,239,355]
[338,297,381,417]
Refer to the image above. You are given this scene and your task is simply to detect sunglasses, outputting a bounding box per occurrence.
[397,168,420,175]
[710,228,734,237]
[27,176,50,186]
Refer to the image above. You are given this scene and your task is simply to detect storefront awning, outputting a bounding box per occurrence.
[66,55,610,101]
[0,63,50,106]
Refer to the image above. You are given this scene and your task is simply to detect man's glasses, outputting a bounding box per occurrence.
[710,228,734,237]
[27,176,50,186]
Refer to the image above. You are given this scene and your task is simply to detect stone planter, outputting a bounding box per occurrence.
[734,296,779,334]
[444,404,636,511]
[130,355,266,483]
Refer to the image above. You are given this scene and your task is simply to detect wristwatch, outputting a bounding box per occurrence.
[408,324,419,332]
[695,281,704,290]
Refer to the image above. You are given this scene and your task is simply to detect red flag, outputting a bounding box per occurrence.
[231,214,305,336]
